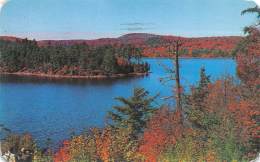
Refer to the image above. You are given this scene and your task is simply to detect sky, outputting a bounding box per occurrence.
[0,0,258,40]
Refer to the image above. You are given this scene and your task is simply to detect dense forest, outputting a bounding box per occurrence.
[142,36,241,58]
[0,5,259,162]
[0,33,241,60]
[0,39,149,77]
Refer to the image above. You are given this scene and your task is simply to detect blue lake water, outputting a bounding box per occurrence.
[0,58,237,146]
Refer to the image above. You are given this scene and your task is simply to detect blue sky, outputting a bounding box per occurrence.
[0,0,258,40]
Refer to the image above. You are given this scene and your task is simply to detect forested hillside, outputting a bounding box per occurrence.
[0,34,242,58]
[143,36,241,57]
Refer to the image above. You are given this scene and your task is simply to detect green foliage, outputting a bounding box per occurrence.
[0,39,149,75]
[191,48,230,57]
[241,5,260,18]
[108,127,141,161]
[159,134,204,162]
[212,49,229,57]
[108,88,157,139]
[117,44,142,63]
[241,5,260,33]
[210,119,245,162]
[191,48,211,57]
[198,67,211,89]
[179,48,189,56]
[68,134,96,162]
[184,67,216,131]
[102,50,118,74]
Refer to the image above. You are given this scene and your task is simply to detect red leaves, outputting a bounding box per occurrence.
[143,37,241,57]
[54,140,71,162]
[206,78,259,152]
[139,129,167,162]
[94,128,112,162]
[139,108,185,162]
[236,29,260,86]
[116,57,129,66]
[228,99,260,144]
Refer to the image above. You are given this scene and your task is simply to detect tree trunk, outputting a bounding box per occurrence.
[171,40,184,124]
[175,42,182,112]
[0,141,2,156]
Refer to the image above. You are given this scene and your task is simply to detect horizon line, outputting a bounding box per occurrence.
[0,32,245,41]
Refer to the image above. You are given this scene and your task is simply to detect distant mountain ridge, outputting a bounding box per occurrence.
[0,33,242,45]
[0,33,242,57]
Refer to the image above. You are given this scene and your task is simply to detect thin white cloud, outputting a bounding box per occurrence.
[0,0,9,13]
[246,0,260,6]
[120,22,157,32]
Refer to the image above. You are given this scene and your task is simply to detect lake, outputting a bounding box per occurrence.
[0,58,237,147]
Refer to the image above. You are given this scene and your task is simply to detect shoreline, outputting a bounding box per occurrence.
[0,72,149,79]
[143,56,234,59]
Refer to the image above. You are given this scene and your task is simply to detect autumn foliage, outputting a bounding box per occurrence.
[3,6,259,162]
[48,27,260,161]
[54,140,71,162]
[53,59,259,162]
[235,28,260,86]
[138,108,185,162]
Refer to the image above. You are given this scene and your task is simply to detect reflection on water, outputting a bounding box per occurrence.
[0,58,237,147]
[0,73,144,85]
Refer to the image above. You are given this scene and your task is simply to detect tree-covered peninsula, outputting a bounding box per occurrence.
[0,39,150,78]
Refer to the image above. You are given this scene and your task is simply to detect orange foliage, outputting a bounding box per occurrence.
[94,128,112,162]
[143,36,241,58]
[206,78,259,152]
[139,108,185,162]
[54,140,71,162]
[236,28,260,86]
[204,151,219,162]
[116,57,129,66]
[228,99,260,145]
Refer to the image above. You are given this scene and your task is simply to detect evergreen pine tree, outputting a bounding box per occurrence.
[102,52,118,74]
[108,88,157,139]
[198,66,211,94]
[185,67,212,130]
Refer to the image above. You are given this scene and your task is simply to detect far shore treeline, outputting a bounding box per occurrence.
[0,39,150,77]
[0,33,241,78]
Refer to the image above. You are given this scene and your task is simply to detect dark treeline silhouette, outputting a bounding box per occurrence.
[0,39,149,76]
